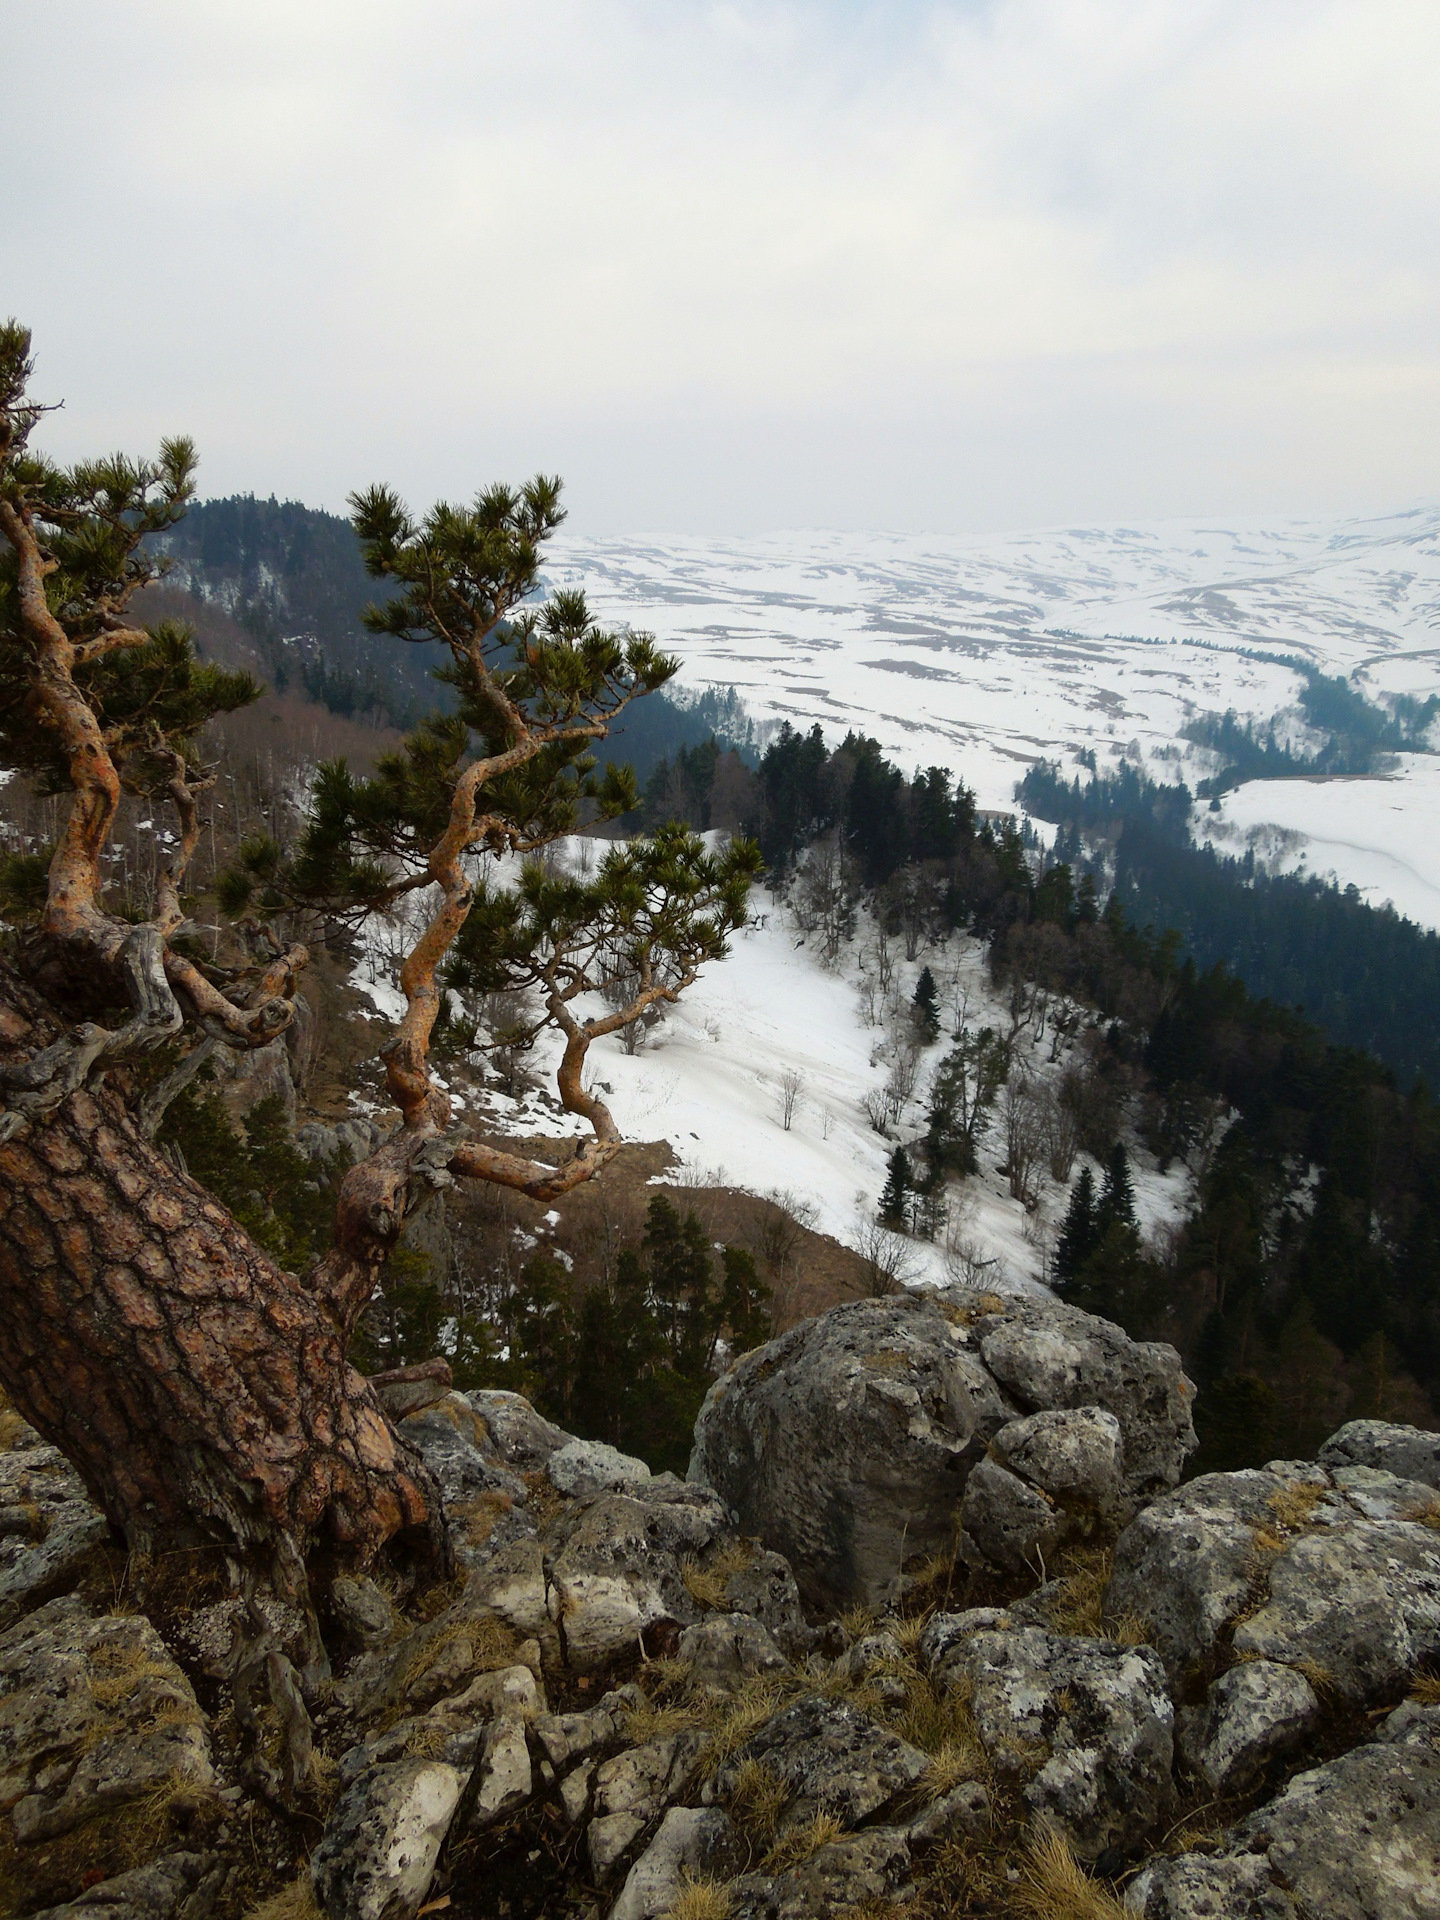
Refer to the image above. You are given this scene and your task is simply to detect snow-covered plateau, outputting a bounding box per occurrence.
[554,500,1440,928]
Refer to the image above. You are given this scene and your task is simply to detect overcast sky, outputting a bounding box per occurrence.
[5,1,1439,534]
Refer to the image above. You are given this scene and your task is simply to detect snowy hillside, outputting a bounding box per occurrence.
[554,503,1440,927]
[353,860,1193,1297]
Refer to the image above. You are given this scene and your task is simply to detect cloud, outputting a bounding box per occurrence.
[4,0,1438,530]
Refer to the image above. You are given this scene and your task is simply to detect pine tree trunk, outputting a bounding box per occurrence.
[0,1052,448,1595]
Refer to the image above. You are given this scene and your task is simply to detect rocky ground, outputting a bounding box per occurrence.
[0,1289,1438,1920]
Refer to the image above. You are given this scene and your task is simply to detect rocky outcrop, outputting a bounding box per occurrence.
[0,1597,214,1846]
[311,1757,466,1920]
[1106,1457,1440,1706]
[1129,1703,1440,1918]
[3,1291,1440,1920]
[0,1434,110,1632]
[930,1613,1175,1862]
[689,1287,1196,1609]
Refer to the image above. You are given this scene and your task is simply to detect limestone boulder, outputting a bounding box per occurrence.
[725,1827,915,1920]
[712,1694,929,1833]
[548,1438,652,1499]
[689,1290,1194,1611]
[467,1389,572,1470]
[311,1758,465,1920]
[609,1806,744,1920]
[678,1613,789,1689]
[1129,1705,1440,1919]
[1319,1419,1440,1490]
[587,1731,710,1880]
[965,1405,1126,1571]
[0,1599,214,1848]
[938,1620,1175,1862]
[543,1482,731,1673]
[0,1438,109,1633]
[25,1852,223,1920]
[399,1396,528,1508]
[1107,1456,1440,1707]
[1177,1660,1321,1796]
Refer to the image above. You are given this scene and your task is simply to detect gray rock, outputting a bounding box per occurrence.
[945,1626,1174,1860]
[544,1487,729,1672]
[918,1607,1015,1671]
[968,1294,1195,1499]
[678,1613,789,1688]
[533,1684,646,1771]
[608,1806,744,1920]
[727,1827,914,1920]
[1180,1660,1321,1795]
[0,1437,110,1631]
[26,1851,221,1920]
[688,1294,1015,1612]
[689,1290,1193,1611]
[400,1398,527,1508]
[1130,1709,1440,1918]
[311,1758,464,1920]
[1320,1419,1440,1490]
[995,1404,1125,1505]
[1231,1519,1440,1706]
[467,1389,573,1470]
[713,1549,810,1656]
[1109,1461,1440,1708]
[1105,1470,1292,1684]
[907,1779,991,1846]
[331,1575,400,1650]
[1126,1852,1296,1918]
[549,1438,652,1499]
[588,1732,709,1879]
[961,1456,1067,1575]
[473,1713,533,1828]
[715,1694,929,1832]
[0,1603,214,1845]
[338,1666,544,1787]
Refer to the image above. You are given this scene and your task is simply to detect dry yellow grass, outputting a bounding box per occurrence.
[242,1874,322,1920]
[682,1538,758,1611]
[623,1701,705,1744]
[1409,1670,1440,1706]
[1013,1830,1130,1920]
[663,1873,733,1920]
[1267,1482,1327,1534]
[764,1811,846,1874]
[725,1756,792,1845]
[920,1738,989,1801]
[697,1677,788,1776]
[1402,1498,1440,1532]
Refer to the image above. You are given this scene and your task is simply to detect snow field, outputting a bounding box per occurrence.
[552,503,1440,929]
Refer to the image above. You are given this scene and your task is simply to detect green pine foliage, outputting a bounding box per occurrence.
[879,1146,912,1229]
[0,322,261,809]
[912,965,940,1041]
[476,1196,772,1475]
[158,1088,343,1271]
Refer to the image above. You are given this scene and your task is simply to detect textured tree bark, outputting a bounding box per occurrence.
[0,990,448,1597]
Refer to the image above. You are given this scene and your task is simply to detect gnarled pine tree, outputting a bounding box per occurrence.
[0,323,759,1637]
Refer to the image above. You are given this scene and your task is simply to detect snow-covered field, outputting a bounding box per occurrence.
[554,502,1440,927]
[1198,754,1440,928]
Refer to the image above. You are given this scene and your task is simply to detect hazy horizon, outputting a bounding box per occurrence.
[7,2,1440,539]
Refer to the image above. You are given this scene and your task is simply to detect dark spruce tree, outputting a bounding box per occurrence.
[1053,1164,1098,1287]
[0,324,759,1780]
[912,964,940,1041]
[879,1144,913,1230]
